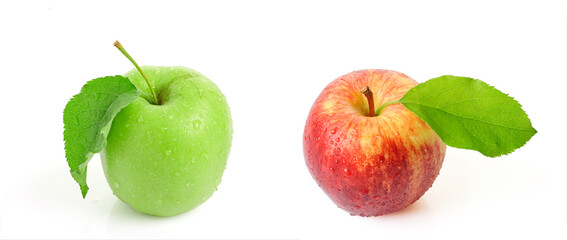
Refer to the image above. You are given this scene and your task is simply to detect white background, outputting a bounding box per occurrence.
[1,0,565,239]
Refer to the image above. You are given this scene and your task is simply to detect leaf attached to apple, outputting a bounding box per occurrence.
[303,69,536,216]
[63,41,233,216]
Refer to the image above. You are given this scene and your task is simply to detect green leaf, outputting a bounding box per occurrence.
[63,75,140,198]
[398,75,536,157]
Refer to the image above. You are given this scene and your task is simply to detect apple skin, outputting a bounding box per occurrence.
[100,66,232,217]
[303,69,446,217]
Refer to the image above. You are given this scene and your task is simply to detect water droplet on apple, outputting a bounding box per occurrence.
[165,149,172,156]
[125,123,130,128]
[355,205,361,209]
[113,182,120,189]
[330,128,337,134]
[185,181,192,188]
[199,89,203,97]
[175,172,180,176]
[157,200,163,205]
[169,115,174,120]
[192,120,202,130]
[137,116,144,123]
[350,129,357,137]
[374,195,381,200]
[200,152,209,160]
[343,168,351,175]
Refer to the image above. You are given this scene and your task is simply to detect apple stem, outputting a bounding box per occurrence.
[114,41,160,105]
[375,100,402,116]
[360,86,375,117]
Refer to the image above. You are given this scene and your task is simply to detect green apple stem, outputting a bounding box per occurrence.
[375,100,402,116]
[113,41,160,105]
[360,86,375,117]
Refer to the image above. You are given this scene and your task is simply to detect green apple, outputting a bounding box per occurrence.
[100,43,232,216]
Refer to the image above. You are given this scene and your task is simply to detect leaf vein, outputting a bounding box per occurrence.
[402,101,533,132]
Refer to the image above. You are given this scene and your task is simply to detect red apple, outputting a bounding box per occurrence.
[303,69,447,216]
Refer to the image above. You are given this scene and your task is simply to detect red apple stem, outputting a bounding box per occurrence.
[360,86,375,117]
[114,40,160,105]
